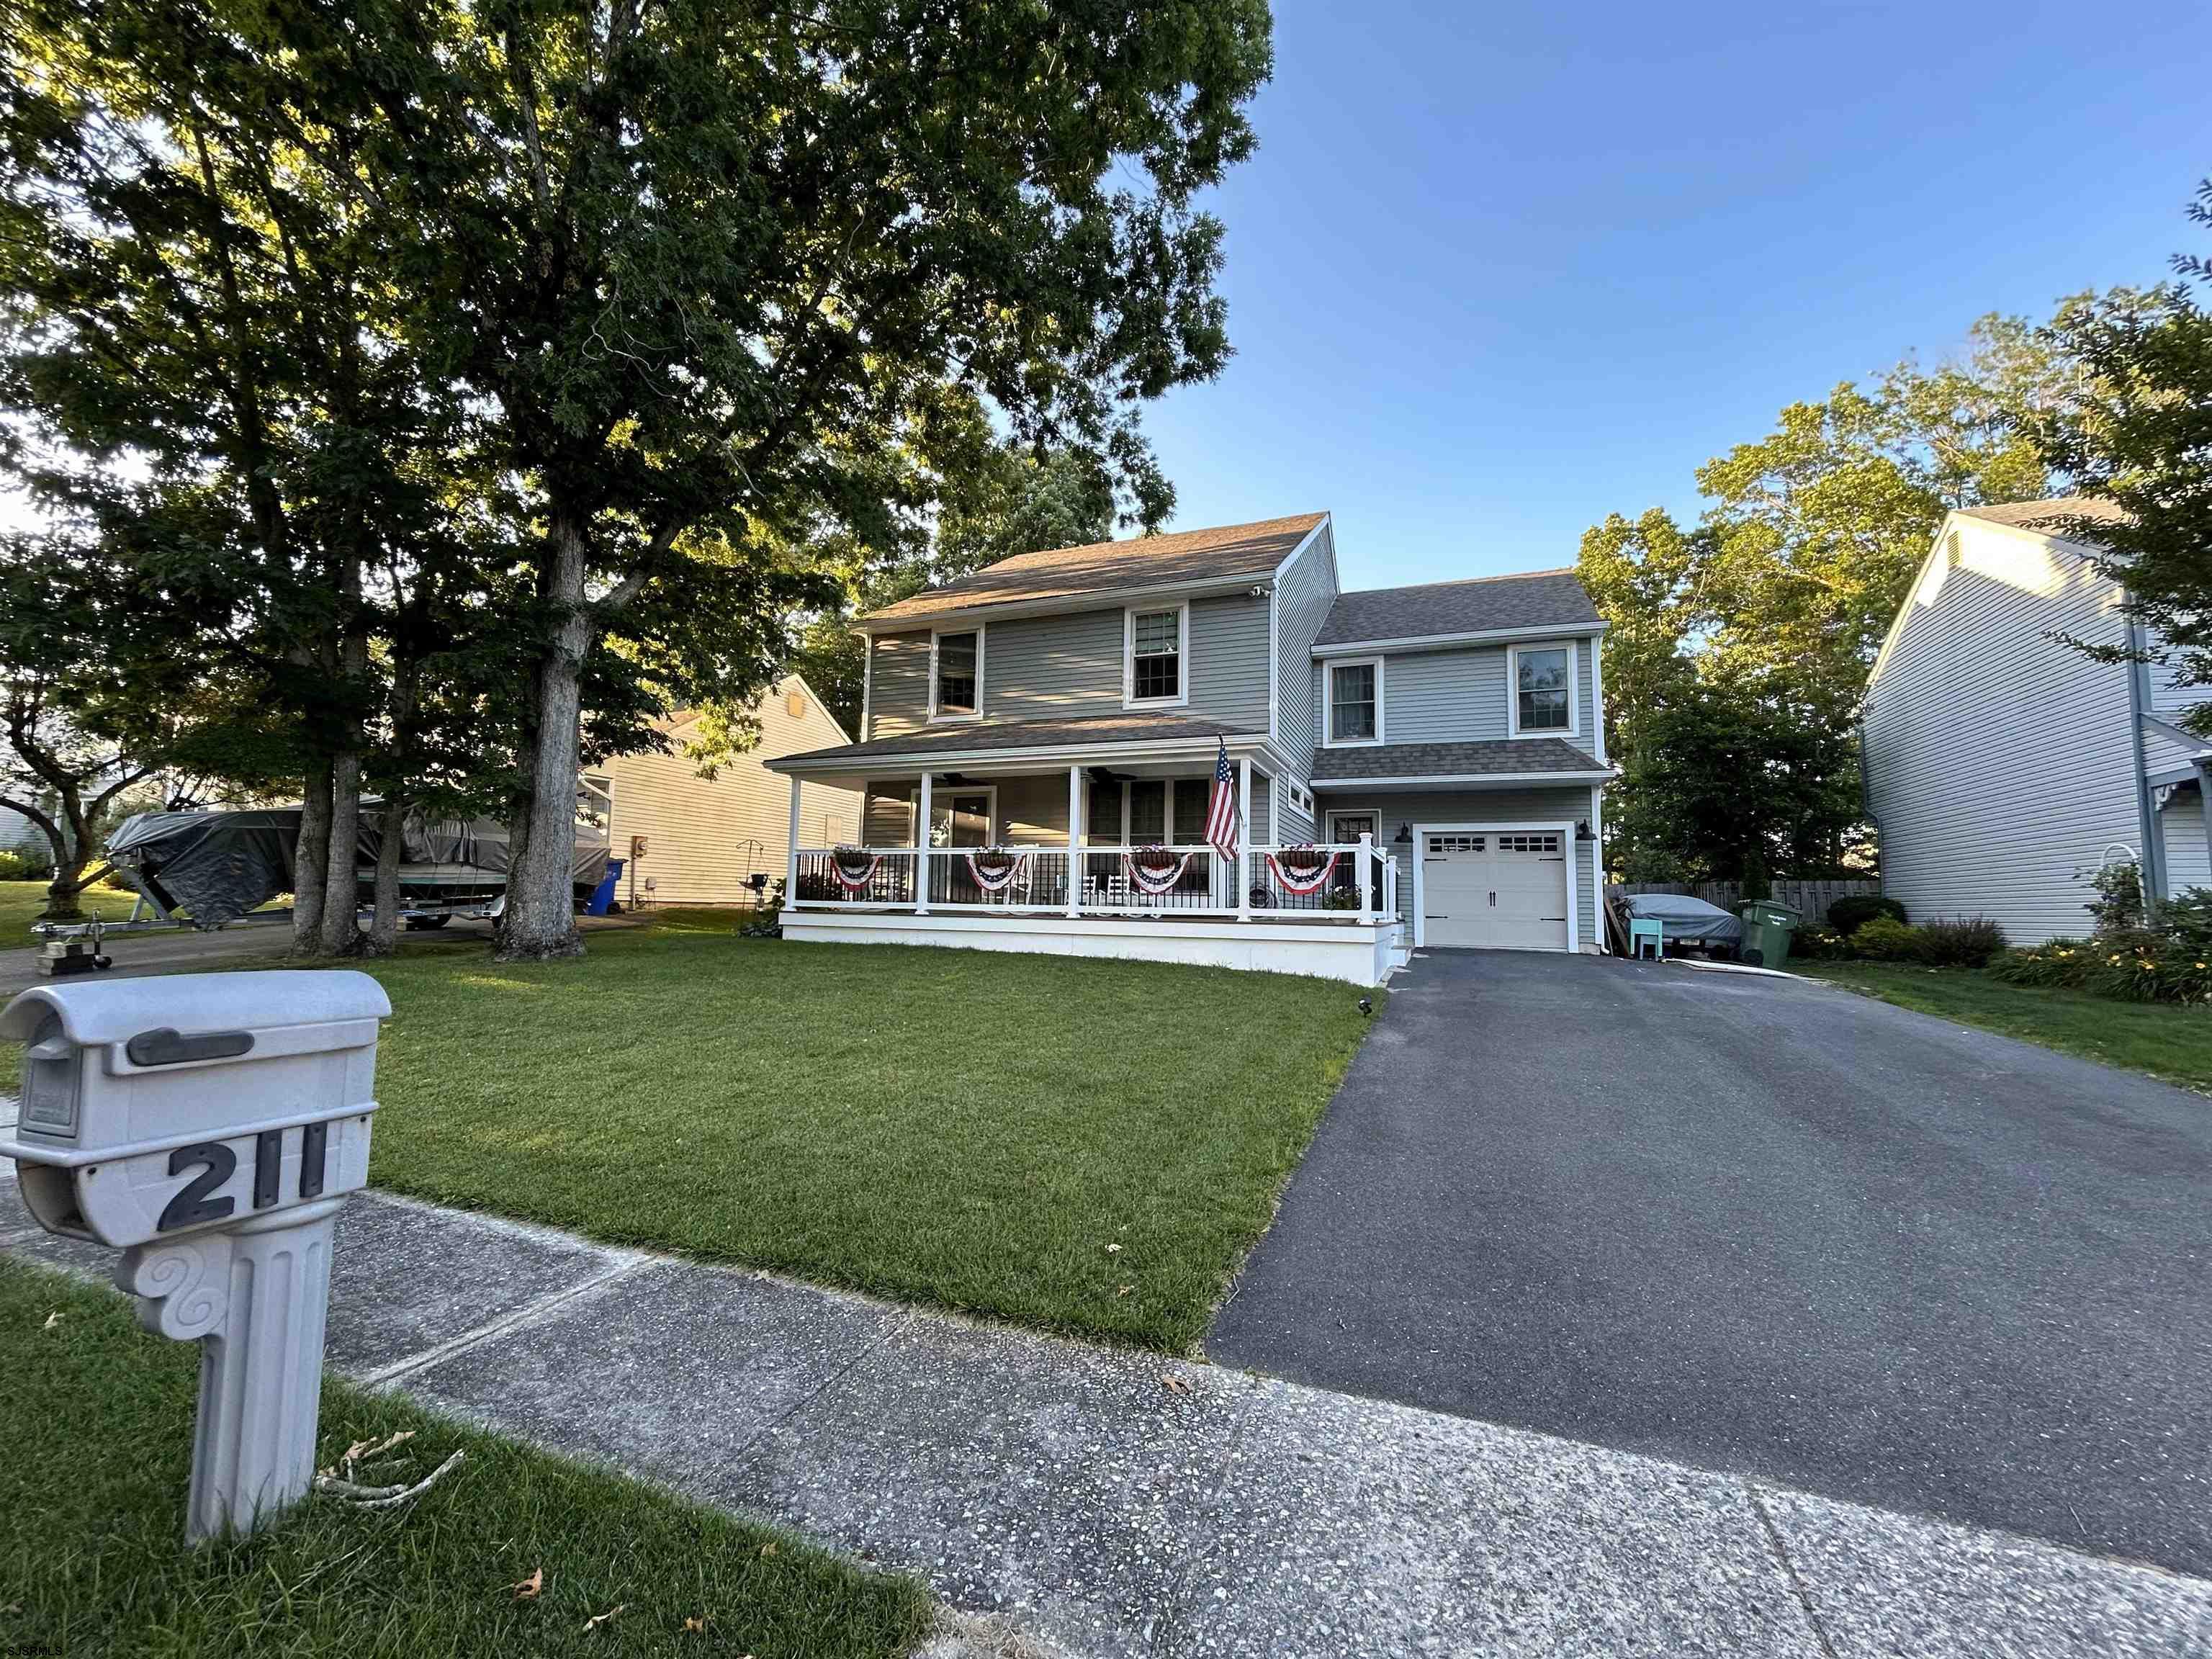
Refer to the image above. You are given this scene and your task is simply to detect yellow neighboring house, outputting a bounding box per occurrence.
[599,675,861,909]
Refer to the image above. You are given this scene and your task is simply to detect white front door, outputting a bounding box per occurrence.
[1421,830,1568,950]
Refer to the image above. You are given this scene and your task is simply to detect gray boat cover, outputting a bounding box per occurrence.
[1622,891,1744,945]
[107,806,611,928]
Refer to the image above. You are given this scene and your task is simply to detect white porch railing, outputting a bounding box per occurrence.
[790,841,1398,924]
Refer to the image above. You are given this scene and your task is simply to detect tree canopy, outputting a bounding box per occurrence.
[2035,182,2212,731]
[1581,304,2102,884]
[0,0,1271,954]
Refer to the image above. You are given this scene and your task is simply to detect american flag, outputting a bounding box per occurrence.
[1204,739,1241,860]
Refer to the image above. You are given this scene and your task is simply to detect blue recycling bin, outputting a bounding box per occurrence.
[587,857,626,916]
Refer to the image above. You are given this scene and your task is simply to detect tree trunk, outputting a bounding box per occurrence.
[292,755,332,954]
[364,795,407,956]
[42,864,84,922]
[318,750,364,956]
[497,516,591,961]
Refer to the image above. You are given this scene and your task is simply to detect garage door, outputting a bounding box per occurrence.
[1421,830,1568,950]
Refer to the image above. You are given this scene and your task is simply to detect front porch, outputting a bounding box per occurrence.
[768,723,1405,985]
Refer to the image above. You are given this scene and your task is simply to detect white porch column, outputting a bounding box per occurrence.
[1236,755,1254,920]
[786,775,802,909]
[1067,765,1084,918]
[1357,832,1375,925]
[916,770,932,915]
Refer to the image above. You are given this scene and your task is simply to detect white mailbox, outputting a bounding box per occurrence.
[1,971,392,1541]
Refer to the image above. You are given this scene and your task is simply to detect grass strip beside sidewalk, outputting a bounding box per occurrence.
[0,1258,932,1658]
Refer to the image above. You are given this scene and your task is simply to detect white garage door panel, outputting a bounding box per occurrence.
[1421,830,1568,950]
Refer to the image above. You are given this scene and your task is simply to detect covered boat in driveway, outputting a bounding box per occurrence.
[1606,890,1743,957]
[104,800,611,928]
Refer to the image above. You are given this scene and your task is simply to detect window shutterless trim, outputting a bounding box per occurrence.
[928,626,985,722]
[1322,655,1385,747]
[1123,601,1191,710]
[1506,640,1579,739]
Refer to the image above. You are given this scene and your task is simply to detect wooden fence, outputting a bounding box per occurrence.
[1610,878,1879,925]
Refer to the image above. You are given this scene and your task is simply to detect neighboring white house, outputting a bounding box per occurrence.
[601,674,861,908]
[1862,498,2211,944]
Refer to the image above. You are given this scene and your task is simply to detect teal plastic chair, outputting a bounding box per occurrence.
[1629,917,1665,961]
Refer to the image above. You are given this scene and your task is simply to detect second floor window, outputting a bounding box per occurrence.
[934,630,979,717]
[1515,646,1570,732]
[1128,607,1184,703]
[1328,661,1377,742]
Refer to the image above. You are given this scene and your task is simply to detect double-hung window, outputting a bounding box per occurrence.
[1327,659,1380,745]
[1125,605,1187,706]
[932,629,981,719]
[1510,643,1573,735]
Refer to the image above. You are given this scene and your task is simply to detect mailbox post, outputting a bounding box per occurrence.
[0,971,392,1542]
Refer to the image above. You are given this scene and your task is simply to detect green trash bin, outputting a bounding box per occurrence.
[1737,899,1801,968]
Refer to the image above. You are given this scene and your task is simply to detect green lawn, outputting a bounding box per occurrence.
[0,878,58,937]
[1796,960,2212,1094]
[358,927,1376,1352]
[0,1259,931,1658]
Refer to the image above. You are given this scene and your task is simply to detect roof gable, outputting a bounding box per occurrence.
[860,512,1327,627]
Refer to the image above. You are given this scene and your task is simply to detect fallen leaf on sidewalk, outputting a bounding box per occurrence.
[583,1605,624,1632]
[510,1568,543,1601]
[1161,1373,1192,1395]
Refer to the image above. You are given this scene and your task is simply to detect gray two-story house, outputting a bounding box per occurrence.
[768,511,1611,984]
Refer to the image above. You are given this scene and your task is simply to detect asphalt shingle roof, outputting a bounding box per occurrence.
[1956,495,2131,532]
[1310,738,1606,782]
[772,711,1259,770]
[1314,570,1599,647]
[862,512,1327,626]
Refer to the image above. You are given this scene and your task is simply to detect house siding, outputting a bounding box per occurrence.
[2149,631,2208,729]
[1312,785,1599,948]
[1272,521,1339,778]
[866,595,1272,736]
[1375,642,1598,760]
[1863,519,2140,945]
[866,631,932,739]
[982,611,1125,721]
[1186,592,1273,730]
[606,680,860,905]
[2164,788,2210,894]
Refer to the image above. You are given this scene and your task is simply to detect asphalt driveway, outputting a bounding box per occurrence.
[1210,950,2212,1578]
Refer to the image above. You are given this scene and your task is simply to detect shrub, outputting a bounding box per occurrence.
[0,848,44,881]
[1989,939,2095,989]
[1849,914,1925,961]
[1827,893,1907,937]
[1792,922,1850,960]
[2165,886,2212,948]
[1915,916,2008,968]
[2084,932,2212,1005]
[2083,858,2144,935]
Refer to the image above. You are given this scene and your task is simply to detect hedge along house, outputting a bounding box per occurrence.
[1862,498,2212,944]
[599,675,861,909]
[765,513,1614,985]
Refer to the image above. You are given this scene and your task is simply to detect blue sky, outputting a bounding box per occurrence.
[1141,1,2208,590]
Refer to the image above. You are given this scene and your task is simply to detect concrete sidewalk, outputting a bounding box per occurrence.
[5,1184,2206,1658]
